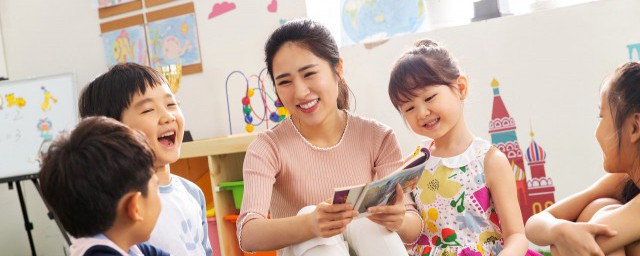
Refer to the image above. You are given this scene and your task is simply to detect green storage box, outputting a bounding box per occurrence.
[219,180,244,210]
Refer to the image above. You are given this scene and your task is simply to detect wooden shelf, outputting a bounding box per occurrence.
[170,132,260,256]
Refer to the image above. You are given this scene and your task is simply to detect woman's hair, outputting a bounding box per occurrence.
[265,19,350,110]
[607,62,640,203]
[388,39,461,110]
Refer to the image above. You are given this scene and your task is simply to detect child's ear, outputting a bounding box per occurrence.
[629,113,640,144]
[125,192,144,222]
[456,76,469,100]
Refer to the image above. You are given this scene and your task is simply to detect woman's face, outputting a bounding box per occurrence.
[271,42,340,127]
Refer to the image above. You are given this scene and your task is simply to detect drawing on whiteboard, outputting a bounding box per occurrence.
[6,93,26,108]
[37,118,53,141]
[41,87,58,112]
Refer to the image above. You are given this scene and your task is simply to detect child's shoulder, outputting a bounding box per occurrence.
[171,174,205,200]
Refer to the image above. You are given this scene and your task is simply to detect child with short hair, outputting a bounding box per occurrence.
[39,116,168,256]
[78,63,212,256]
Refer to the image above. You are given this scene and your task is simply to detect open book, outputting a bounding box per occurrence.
[332,147,430,218]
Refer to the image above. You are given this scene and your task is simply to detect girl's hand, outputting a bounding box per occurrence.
[550,222,617,256]
[307,201,358,238]
[366,184,406,232]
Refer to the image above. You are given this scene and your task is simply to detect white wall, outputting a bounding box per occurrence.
[0,0,305,254]
[341,0,640,202]
[0,8,8,78]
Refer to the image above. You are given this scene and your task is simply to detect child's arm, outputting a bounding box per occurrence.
[196,189,213,256]
[525,174,625,255]
[590,194,640,254]
[484,148,529,256]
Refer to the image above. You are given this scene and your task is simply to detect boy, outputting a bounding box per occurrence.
[78,63,212,256]
[39,116,169,256]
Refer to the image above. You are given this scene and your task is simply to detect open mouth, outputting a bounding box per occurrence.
[297,98,320,112]
[422,117,440,129]
[158,130,176,147]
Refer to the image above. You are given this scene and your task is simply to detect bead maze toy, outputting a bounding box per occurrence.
[225,68,288,134]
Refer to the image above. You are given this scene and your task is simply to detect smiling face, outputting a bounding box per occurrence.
[121,83,184,167]
[272,42,341,127]
[399,83,465,140]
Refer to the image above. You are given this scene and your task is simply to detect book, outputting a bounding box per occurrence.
[332,147,430,218]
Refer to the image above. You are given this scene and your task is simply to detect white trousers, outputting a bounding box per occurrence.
[281,205,408,256]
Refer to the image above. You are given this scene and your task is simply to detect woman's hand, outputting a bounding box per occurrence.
[366,184,406,232]
[307,201,359,238]
[550,222,617,256]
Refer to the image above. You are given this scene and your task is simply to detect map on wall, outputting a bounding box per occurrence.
[341,0,426,46]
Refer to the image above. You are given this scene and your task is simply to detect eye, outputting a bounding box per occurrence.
[141,108,154,114]
[404,106,414,113]
[277,80,291,86]
[168,102,177,108]
[425,94,437,102]
[304,72,316,78]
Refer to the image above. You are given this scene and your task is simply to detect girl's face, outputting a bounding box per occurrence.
[272,42,341,127]
[596,84,621,173]
[400,78,467,139]
[596,81,638,174]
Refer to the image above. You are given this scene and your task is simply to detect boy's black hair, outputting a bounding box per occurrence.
[39,116,155,237]
[78,63,167,120]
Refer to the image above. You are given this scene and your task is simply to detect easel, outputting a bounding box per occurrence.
[1,174,71,256]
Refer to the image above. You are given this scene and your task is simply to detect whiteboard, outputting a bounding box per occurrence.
[0,74,77,182]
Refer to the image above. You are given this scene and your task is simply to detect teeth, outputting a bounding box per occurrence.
[159,131,175,138]
[299,99,318,110]
[425,118,439,127]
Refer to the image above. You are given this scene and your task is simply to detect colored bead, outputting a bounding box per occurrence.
[243,105,251,115]
[245,124,254,133]
[242,97,250,105]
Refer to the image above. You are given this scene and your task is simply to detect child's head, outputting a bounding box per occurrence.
[388,39,469,139]
[79,63,184,167]
[39,116,161,240]
[596,62,640,202]
[264,19,350,126]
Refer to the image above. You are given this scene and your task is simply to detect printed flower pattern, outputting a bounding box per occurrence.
[417,165,462,204]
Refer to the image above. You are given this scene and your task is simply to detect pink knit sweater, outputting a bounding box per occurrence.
[237,112,404,245]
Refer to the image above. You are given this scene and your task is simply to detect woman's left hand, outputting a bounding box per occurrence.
[366,184,406,232]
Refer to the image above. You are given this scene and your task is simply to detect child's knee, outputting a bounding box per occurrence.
[577,198,622,222]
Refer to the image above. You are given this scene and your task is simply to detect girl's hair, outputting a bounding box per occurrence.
[607,62,640,203]
[265,19,350,110]
[388,39,460,110]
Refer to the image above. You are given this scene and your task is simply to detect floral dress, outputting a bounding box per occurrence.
[410,138,504,256]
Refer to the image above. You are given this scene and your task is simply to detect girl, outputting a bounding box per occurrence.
[525,62,640,255]
[237,19,423,256]
[388,40,532,256]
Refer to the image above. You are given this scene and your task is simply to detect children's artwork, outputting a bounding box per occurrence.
[0,74,77,182]
[97,0,135,8]
[225,69,288,134]
[41,87,58,112]
[488,78,556,222]
[628,43,640,61]
[147,13,201,69]
[267,0,278,13]
[209,1,236,19]
[101,25,149,66]
[100,15,149,67]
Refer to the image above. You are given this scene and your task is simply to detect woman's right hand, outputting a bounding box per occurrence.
[550,222,617,256]
[307,202,359,238]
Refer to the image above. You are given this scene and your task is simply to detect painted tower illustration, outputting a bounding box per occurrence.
[488,78,532,221]
[525,127,556,215]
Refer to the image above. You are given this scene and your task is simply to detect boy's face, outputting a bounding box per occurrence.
[140,174,162,240]
[121,83,184,167]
